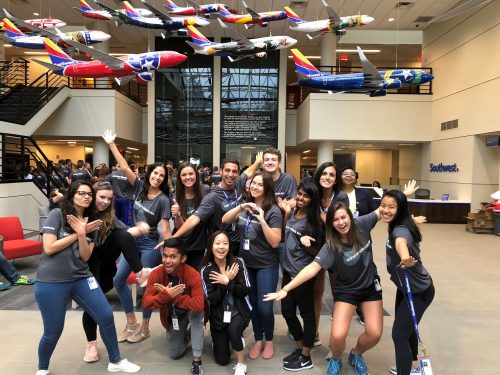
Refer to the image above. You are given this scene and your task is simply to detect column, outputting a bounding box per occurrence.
[320,33,337,72]
[93,138,109,168]
[317,141,334,165]
[212,38,221,167]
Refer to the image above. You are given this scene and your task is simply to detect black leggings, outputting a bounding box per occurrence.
[210,314,248,366]
[281,271,316,348]
[392,284,435,375]
[83,230,143,342]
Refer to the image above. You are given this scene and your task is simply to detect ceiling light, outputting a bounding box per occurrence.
[126,146,139,151]
[388,17,395,22]
[288,55,321,59]
[4,44,12,47]
[337,49,381,53]
[68,141,76,145]
[302,149,311,154]
[24,52,48,55]
[241,146,256,149]
[33,12,39,16]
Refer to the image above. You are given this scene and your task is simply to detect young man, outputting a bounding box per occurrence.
[142,238,205,374]
[261,147,298,202]
[173,155,262,254]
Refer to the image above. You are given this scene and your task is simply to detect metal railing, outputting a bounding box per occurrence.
[0,58,28,96]
[0,132,67,197]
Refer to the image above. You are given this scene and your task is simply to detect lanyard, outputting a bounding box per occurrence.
[321,193,335,214]
[244,211,252,238]
[222,188,239,207]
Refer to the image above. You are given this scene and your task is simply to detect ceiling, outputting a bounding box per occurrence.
[2,0,463,55]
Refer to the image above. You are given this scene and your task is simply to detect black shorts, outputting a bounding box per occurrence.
[333,279,382,306]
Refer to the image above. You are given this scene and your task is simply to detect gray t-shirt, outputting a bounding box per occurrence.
[70,169,92,183]
[106,171,135,201]
[37,208,94,282]
[133,181,171,241]
[238,204,283,269]
[386,225,432,293]
[282,211,322,277]
[274,173,298,200]
[194,174,247,244]
[314,212,378,292]
[171,184,211,252]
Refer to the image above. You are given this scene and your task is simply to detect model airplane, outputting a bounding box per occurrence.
[186,19,296,62]
[0,17,110,49]
[285,0,373,39]
[217,2,286,28]
[0,16,66,32]
[74,0,153,20]
[290,48,433,97]
[33,37,187,84]
[164,0,226,16]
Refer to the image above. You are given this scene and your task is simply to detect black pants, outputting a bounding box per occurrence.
[210,313,248,366]
[392,284,435,375]
[281,271,316,348]
[83,230,143,341]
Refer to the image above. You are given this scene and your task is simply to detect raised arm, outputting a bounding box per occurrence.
[243,151,263,179]
[101,130,136,186]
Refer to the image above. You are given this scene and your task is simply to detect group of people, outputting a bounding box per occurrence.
[32,129,435,375]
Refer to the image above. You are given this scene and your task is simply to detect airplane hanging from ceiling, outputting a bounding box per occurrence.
[285,0,374,39]
[164,0,227,17]
[74,0,153,20]
[216,1,287,29]
[290,48,434,97]
[186,19,296,62]
[0,15,66,32]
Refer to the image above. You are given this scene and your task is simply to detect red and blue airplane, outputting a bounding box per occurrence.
[217,2,286,28]
[164,0,227,17]
[33,37,187,84]
[0,15,66,32]
[290,48,433,97]
[73,0,153,20]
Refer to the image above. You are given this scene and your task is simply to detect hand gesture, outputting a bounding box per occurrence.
[225,263,240,281]
[101,129,116,145]
[400,256,418,268]
[67,215,88,236]
[263,289,288,302]
[209,270,230,285]
[255,151,263,165]
[154,240,164,250]
[300,235,316,248]
[252,206,265,222]
[135,221,150,235]
[277,197,291,216]
[403,179,419,196]
[171,199,180,218]
[412,214,427,225]
[85,219,102,234]
[240,202,257,213]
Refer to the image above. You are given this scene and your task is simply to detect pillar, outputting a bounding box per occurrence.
[317,141,334,165]
[320,33,337,72]
[93,138,109,168]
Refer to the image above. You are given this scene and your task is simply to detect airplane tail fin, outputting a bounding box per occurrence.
[284,7,304,24]
[187,25,212,45]
[122,1,140,17]
[3,17,25,38]
[43,38,74,66]
[79,0,94,12]
[164,0,179,10]
[290,49,320,76]
[32,58,65,72]
[185,40,206,51]
[218,4,232,17]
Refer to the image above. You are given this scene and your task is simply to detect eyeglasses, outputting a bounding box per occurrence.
[76,191,93,198]
[342,172,356,177]
[98,181,111,187]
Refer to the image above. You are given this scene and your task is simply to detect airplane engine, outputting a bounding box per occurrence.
[254,42,266,49]
[260,22,269,27]
[382,79,401,89]
[254,52,267,59]
[136,72,154,82]
[369,90,387,97]
[335,29,347,36]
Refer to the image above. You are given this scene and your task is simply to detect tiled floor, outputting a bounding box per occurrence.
[1,223,499,375]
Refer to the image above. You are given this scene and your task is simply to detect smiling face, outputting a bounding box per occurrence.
[249,175,264,200]
[295,187,312,209]
[162,247,186,276]
[379,196,398,224]
[320,166,337,190]
[263,152,280,175]
[341,168,357,187]
[332,208,351,238]
[73,184,93,210]
[211,232,230,262]
[95,188,113,212]
[149,166,166,188]
[179,166,197,189]
[221,162,239,188]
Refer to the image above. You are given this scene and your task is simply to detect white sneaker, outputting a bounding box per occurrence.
[389,364,420,374]
[233,363,247,375]
[35,371,49,375]
[135,268,151,287]
[108,359,141,373]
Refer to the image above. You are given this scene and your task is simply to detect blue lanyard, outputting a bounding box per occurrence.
[244,211,252,238]
[222,188,238,207]
[321,193,335,214]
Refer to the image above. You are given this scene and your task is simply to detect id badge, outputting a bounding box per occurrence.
[223,310,232,323]
[418,355,434,375]
[374,279,382,292]
[87,277,98,290]
[242,239,250,251]
[352,210,359,218]
[231,222,236,232]
[172,317,180,331]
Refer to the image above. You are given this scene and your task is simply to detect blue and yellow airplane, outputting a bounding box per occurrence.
[291,47,434,97]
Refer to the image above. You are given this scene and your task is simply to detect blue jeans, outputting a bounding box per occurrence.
[113,235,162,318]
[247,263,279,341]
[0,251,20,283]
[35,278,121,370]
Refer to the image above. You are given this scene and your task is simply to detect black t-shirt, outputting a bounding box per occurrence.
[106,171,135,201]
[274,173,298,200]
[70,169,92,183]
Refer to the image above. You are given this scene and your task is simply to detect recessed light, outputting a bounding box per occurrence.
[33,12,39,16]
[303,149,311,154]
[388,17,395,22]
[126,147,139,151]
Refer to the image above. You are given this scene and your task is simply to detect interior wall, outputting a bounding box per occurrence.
[286,152,301,183]
[399,145,423,186]
[35,145,85,164]
[355,149,392,186]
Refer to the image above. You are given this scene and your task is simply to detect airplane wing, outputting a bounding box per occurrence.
[321,0,342,26]
[140,0,173,23]
[93,1,121,16]
[357,46,383,87]
[2,9,62,40]
[32,59,65,71]
[0,34,14,43]
[295,71,312,82]
[60,38,125,70]
[216,18,253,48]
[186,0,201,13]
[228,55,251,63]
[242,0,261,21]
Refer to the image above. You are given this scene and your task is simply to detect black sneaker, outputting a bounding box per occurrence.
[283,348,302,363]
[191,361,203,375]
[283,354,313,371]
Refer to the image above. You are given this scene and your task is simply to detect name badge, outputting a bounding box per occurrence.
[87,277,98,290]
[172,317,180,331]
[419,355,434,375]
[242,239,250,251]
[352,210,359,218]
[223,310,232,323]
[231,222,236,232]
[374,279,382,292]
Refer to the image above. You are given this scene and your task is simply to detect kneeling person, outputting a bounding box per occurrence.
[143,238,205,374]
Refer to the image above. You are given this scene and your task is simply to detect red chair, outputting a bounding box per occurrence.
[0,217,42,260]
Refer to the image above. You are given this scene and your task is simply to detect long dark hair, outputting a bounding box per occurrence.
[139,162,169,200]
[175,162,202,220]
[200,230,235,268]
[61,181,95,233]
[94,181,115,244]
[313,162,342,197]
[295,181,322,237]
[246,172,277,213]
[383,190,422,243]
[325,202,364,253]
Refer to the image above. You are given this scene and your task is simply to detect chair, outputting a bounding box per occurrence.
[0,217,43,260]
[415,188,430,199]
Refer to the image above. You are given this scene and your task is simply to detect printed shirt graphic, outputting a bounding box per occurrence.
[274,173,298,199]
[106,171,136,200]
[314,211,378,292]
[133,181,171,241]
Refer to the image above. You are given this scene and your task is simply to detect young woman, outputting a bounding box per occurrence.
[102,130,172,344]
[36,181,140,375]
[200,231,251,375]
[280,182,323,371]
[380,190,434,375]
[81,181,151,363]
[171,162,211,269]
[222,172,283,360]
